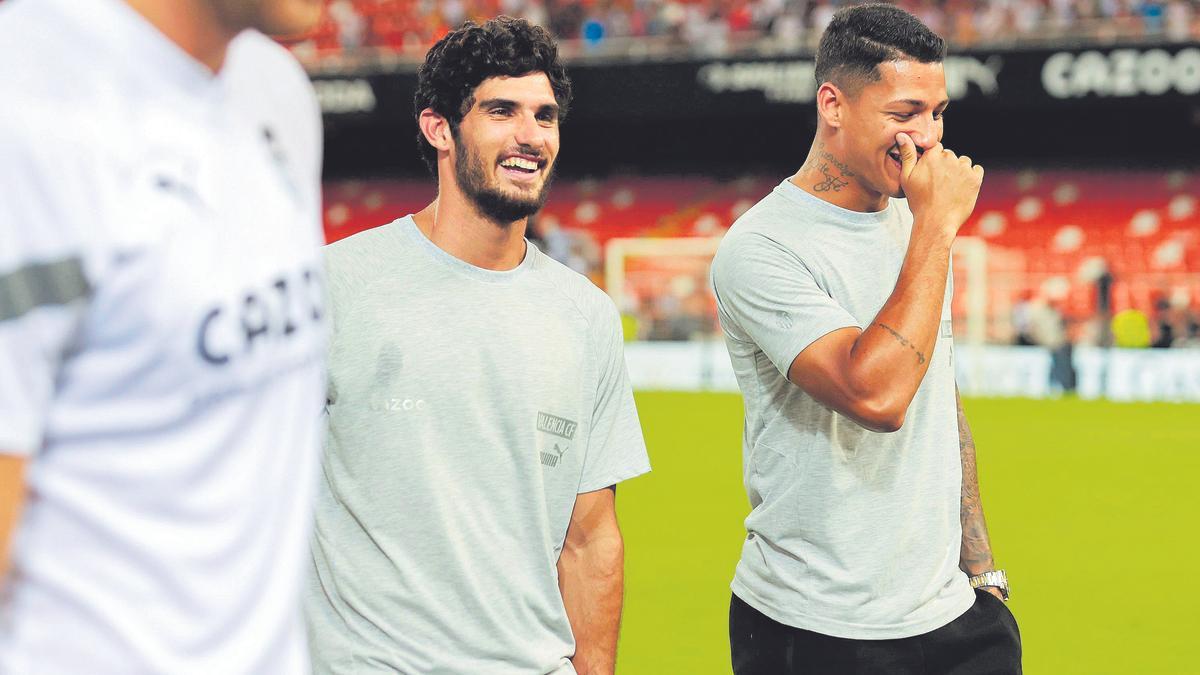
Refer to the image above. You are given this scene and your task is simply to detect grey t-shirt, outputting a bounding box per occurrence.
[710,180,974,640]
[305,216,650,674]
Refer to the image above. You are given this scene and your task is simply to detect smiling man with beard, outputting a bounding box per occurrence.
[711,4,1021,674]
[304,17,650,675]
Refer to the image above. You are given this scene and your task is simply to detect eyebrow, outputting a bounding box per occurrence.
[478,98,516,110]
[477,98,560,116]
[887,98,951,109]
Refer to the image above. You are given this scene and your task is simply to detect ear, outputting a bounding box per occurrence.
[815,82,844,129]
[419,108,453,153]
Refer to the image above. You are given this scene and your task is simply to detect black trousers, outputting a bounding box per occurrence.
[730,590,1022,675]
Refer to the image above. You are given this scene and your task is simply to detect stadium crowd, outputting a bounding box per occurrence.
[296,0,1200,61]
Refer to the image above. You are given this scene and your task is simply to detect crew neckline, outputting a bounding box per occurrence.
[400,215,537,283]
[774,179,899,228]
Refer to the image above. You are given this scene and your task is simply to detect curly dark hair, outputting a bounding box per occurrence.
[413,16,573,174]
[815,4,946,92]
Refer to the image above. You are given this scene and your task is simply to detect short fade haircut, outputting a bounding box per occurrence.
[413,16,573,174]
[814,3,946,93]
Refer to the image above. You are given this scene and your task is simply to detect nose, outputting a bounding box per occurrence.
[902,115,940,152]
[513,111,546,150]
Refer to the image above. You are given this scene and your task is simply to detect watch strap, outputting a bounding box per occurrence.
[969,569,1009,600]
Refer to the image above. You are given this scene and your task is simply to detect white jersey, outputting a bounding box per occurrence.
[0,1,326,673]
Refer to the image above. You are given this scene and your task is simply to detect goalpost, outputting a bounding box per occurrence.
[954,236,990,389]
[604,237,727,390]
[603,237,724,312]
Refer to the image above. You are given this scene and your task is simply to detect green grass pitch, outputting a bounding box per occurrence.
[615,392,1200,674]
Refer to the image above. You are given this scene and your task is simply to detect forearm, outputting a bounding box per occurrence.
[1,454,28,582]
[557,534,624,675]
[956,390,995,575]
[846,227,954,415]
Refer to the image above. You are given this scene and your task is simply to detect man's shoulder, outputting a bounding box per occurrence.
[716,185,811,252]
[227,31,312,94]
[530,248,620,330]
[322,219,411,292]
[225,31,318,133]
[325,219,408,258]
[729,186,795,230]
[0,0,53,62]
[714,205,802,281]
[0,24,119,267]
[0,2,101,126]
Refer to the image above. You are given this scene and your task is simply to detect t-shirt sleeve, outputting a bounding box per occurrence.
[0,134,94,455]
[711,232,860,378]
[577,298,650,494]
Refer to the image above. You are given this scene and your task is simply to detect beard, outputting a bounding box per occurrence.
[454,137,554,226]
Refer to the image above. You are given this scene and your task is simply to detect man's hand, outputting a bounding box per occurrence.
[980,585,1005,602]
[896,132,984,241]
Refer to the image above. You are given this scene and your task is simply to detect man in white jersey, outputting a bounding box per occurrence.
[304,17,650,675]
[0,0,326,673]
[711,5,1020,674]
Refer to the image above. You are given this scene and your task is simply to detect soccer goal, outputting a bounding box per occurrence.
[603,236,731,390]
[604,236,725,342]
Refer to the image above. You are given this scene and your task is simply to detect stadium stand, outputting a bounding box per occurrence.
[288,0,1200,63]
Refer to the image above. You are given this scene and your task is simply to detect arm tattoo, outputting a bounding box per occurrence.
[957,390,995,575]
[876,322,926,364]
[812,151,855,193]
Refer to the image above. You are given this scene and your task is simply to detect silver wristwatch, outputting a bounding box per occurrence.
[969,569,1009,601]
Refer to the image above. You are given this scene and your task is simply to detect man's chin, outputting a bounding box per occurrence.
[470,188,546,225]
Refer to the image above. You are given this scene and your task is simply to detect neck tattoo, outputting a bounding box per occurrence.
[812,150,855,193]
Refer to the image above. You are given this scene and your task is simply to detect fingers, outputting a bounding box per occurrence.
[956,153,984,182]
[895,132,918,181]
[895,137,983,185]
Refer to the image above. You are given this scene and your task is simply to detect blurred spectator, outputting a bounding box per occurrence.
[1165,0,1194,40]
[1035,301,1077,392]
[1152,295,1200,348]
[328,0,366,50]
[644,273,714,340]
[1151,297,1178,347]
[1012,290,1038,346]
[530,215,602,278]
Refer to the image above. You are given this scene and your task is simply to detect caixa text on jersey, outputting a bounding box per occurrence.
[196,266,324,366]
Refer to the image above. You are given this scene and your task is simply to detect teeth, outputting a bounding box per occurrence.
[501,157,538,171]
